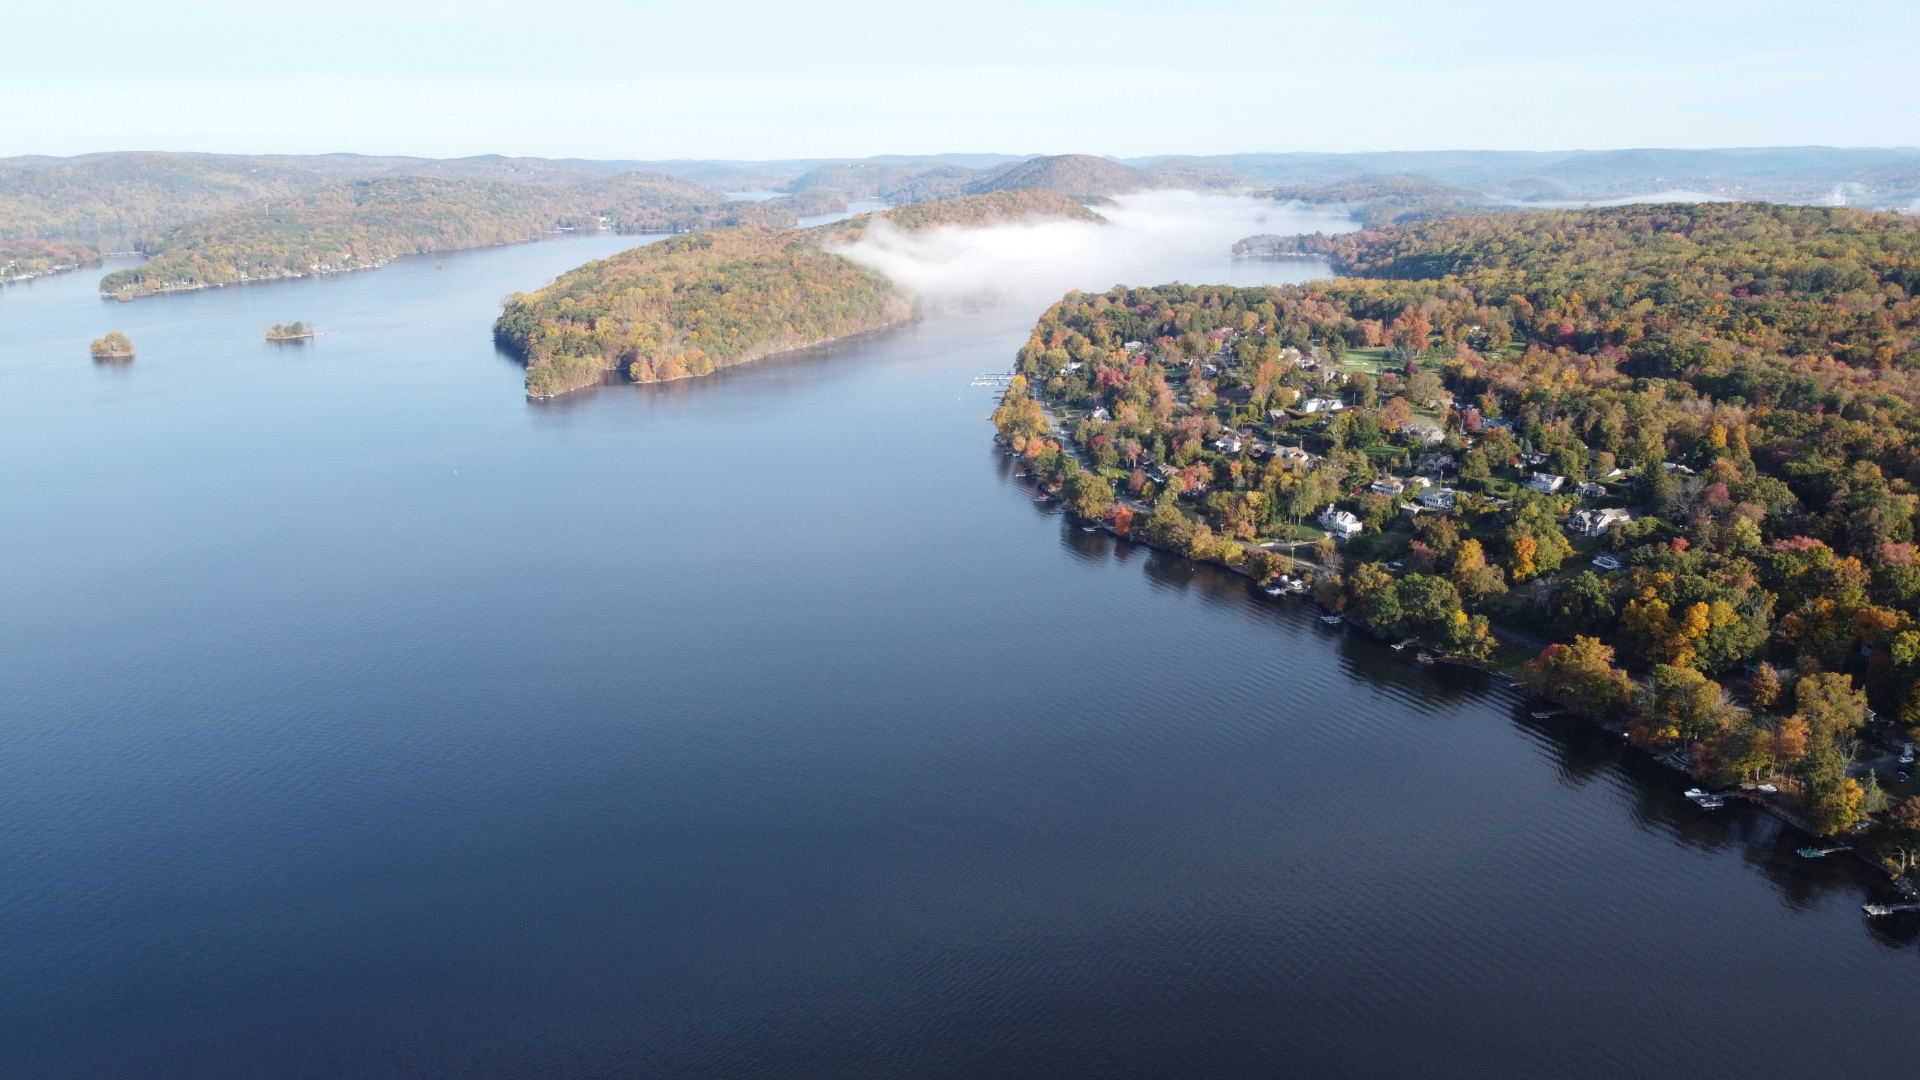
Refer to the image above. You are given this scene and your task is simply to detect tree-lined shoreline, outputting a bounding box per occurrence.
[994,202,1920,867]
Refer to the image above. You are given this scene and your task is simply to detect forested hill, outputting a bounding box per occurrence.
[881,189,1103,230]
[495,227,911,398]
[94,175,826,300]
[1000,201,1920,838]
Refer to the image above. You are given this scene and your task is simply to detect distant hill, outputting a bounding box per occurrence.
[879,190,1105,230]
[778,153,1263,205]
[1266,174,1489,225]
[94,174,824,300]
[1129,147,1920,207]
[974,154,1145,198]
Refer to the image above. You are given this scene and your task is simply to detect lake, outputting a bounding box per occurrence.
[1,211,1916,1080]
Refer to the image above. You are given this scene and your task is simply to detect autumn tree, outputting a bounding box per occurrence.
[1450,539,1507,602]
[1522,636,1635,720]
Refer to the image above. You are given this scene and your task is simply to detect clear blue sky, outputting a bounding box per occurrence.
[11,0,1916,158]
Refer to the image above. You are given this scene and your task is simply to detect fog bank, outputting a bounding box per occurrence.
[835,191,1356,313]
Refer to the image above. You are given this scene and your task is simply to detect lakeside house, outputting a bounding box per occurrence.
[1318,506,1364,538]
[1369,475,1406,497]
[1214,433,1242,454]
[1525,473,1566,494]
[1592,552,1625,572]
[1301,397,1344,414]
[1415,451,1453,473]
[1569,507,1632,536]
[1418,486,1457,511]
[1273,445,1312,466]
[1574,480,1607,498]
[1090,407,1110,421]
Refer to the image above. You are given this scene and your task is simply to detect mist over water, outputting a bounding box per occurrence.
[838,191,1355,311]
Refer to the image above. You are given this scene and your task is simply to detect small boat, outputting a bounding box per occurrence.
[1391,637,1417,651]
[1263,585,1286,596]
[1756,783,1778,794]
[1530,709,1561,719]
[1684,788,1726,809]
[1319,614,1343,625]
[1080,525,1098,533]
[1797,846,1845,859]
[1415,652,1436,665]
[1864,902,1920,917]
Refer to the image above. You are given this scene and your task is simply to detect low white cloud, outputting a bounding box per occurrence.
[833,191,1356,313]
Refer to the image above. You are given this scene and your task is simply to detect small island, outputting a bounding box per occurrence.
[266,321,314,341]
[89,331,134,360]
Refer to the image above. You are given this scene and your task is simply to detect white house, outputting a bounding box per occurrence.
[1569,508,1632,536]
[1301,397,1345,414]
[1369,476,1407,497]
[1418,486,1457,511]
[1318,506,1364,538]
[1214,434,1243,454]
[1273,445,1312,466]
[1574,480,1607,498]
[1524,473,1566,494]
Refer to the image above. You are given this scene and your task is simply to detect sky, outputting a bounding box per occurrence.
[8,0,1917,159]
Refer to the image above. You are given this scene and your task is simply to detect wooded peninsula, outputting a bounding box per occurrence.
[494,191,1101,398]
[995,203,1920,862]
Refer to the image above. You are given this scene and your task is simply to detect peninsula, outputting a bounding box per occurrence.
[495,191,1104,398]
[496,225,910,398]
[997,202,1920,856]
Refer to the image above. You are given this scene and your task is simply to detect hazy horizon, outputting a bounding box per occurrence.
[8,0,1916,159]
[8,145,1920,165]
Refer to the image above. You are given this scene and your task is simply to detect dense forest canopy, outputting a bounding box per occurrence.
[1000,202,1920,841]
[494,226,910,398]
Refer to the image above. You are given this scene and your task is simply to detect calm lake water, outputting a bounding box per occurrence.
[2,223,1917,1080]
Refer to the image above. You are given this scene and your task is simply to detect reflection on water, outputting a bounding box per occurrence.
[0,229,1916,1080]
[1021,491,1917,932]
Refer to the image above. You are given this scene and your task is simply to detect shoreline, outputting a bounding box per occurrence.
[1010,448,1915,897]
[525,307,918,401]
